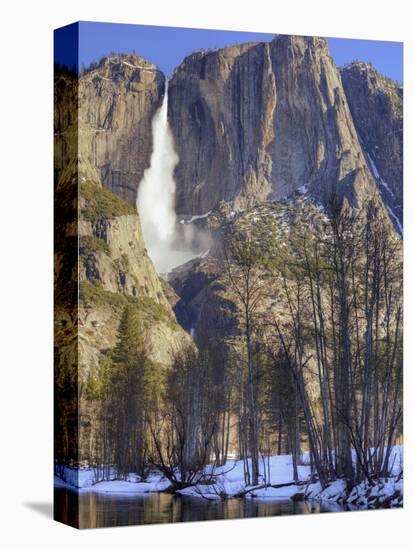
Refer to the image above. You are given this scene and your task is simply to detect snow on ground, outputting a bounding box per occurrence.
[302,474,403,509]
[55,447,403,507]
[84,475,171,495]
[178,454,311,500]
[55,469,170,494]
[290,447,403,508]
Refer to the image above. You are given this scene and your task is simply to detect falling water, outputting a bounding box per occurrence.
[137,86,198,274]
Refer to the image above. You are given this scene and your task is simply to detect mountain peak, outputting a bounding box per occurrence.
[272,34,329,56]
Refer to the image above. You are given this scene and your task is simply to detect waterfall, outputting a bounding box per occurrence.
[137,84,211,274]
[137,86,178,273]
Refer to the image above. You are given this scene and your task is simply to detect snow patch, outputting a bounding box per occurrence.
[185,211,212,224]
[366,152,395,198]
[366,152,402,233]
[387,205,403,235]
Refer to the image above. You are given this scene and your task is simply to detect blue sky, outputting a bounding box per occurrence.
[55,21,403,83]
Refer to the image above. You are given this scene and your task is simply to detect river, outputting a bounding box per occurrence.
[54,487,347,529]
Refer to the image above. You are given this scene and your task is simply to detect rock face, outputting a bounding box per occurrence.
[168,42,275,215]
[269,36,376,209]
[168,255,236,340]
[76,175,192,363]
[168,35,387,219]
[78,211,168,305]
[56,54,165,206]
[340,62,403,230]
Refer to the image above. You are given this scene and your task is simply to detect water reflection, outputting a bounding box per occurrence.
[54,488,346,529]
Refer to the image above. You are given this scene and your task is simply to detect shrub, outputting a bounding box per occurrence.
[80,181,136,222]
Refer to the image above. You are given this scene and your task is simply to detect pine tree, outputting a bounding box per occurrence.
[111,305,147,477]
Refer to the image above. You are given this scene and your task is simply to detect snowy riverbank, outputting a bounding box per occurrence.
[55,447,403,508]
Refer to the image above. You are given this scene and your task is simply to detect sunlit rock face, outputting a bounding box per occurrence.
[78,54,165,206]
[168,35,389,219]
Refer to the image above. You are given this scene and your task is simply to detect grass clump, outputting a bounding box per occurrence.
[80,181,136,222]
[79,235,110,256]
[80,281,128,313]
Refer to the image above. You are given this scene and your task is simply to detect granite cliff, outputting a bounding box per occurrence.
[168,35,399,233]
[55,54,165,205]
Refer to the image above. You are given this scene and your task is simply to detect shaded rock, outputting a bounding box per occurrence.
[340,61,403,232]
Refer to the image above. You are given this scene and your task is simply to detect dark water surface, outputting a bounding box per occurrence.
[54,488,347,529]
